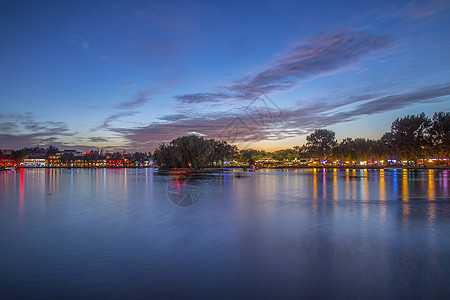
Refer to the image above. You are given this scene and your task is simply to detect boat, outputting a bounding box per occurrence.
[0,166,14,172]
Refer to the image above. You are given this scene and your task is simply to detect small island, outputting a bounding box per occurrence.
[153,135,236,174]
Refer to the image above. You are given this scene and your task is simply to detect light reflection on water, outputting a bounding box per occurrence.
[0,168,449,299]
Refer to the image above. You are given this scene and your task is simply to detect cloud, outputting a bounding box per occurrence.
[115,82,450,151]
[0,113,78,149]
[104,111,138,126]
[0,133,42,149]
[121,82,137,88]
[175,30,394,104]
[89,137,109,142]
[0,122,19,133]
[21,120,69,134]
[115,92,152,109]
[175,92,235,104]
[404,1,449,19]
[9,113,72,135]
[91,111,139,132]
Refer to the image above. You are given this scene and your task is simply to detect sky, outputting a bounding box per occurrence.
[1,0,449,152]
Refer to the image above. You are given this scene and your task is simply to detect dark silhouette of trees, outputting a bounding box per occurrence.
[132,152,147,165]
[153,136,236,169]
[333,138,378,161]
[388,113,432,160]
[271,149,299,161]
[238,149,266,166]
[430,112,450,158]
[11,150,28,163]
[306,129,337,159]
[46,145,59,156]
[59,152,75,166]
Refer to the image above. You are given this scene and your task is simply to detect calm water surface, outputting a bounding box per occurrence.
[0,168,449,299]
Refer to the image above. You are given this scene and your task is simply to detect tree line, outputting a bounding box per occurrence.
[233,111,449,165]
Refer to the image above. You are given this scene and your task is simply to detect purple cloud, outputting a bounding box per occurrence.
[121,82,137,88]
[115,92,152,109]
[89,137,109,142]
[404,1,449,19]
[91,111,138,132]
[116,82,450,151]
[175,30,394,104]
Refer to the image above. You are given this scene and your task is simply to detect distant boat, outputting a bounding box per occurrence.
[0,166,14,172]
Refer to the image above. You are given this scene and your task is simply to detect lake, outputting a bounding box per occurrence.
[0,168,449,299]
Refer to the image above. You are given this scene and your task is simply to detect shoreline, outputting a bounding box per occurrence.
[272,165,450,170]
[3,165,449,171]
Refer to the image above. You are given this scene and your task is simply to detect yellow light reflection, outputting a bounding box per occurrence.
[379,169,386,201]
[401,170,410,227]
[428,169,435,200]
[402,169,409,201]
[379,169,386,223]
[333,169,338,200]
[428,169,436,227]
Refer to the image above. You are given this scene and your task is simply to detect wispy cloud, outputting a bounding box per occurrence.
[115,82,173,109]
[92,111,139,132]
[175,92,235,104]
[121,82,137,88]
[89,137,109,142]
[115,92,152,109]
[115,82,450,151]
[0,113,76,149]
[175,30,394,104]
[0,122,19,133]
[403,1,450,19]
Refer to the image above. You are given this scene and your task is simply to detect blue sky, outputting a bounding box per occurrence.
[1,0,449,152]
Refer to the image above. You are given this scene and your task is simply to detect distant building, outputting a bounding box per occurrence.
[22,158,46,167]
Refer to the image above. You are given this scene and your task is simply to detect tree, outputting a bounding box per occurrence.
[59,153,75,167]
[271,149,299,161]
[429,112,450,158]
[46,145,59,156]
[11,150,28,164]
[132,152,146,166]
[306,129,337,159]
[153,136,235,169]
[389,113,431,160]
[333,138,378,161]
[239,149,266,166]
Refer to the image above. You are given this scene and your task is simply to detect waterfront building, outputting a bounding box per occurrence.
[22,158,46,167]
